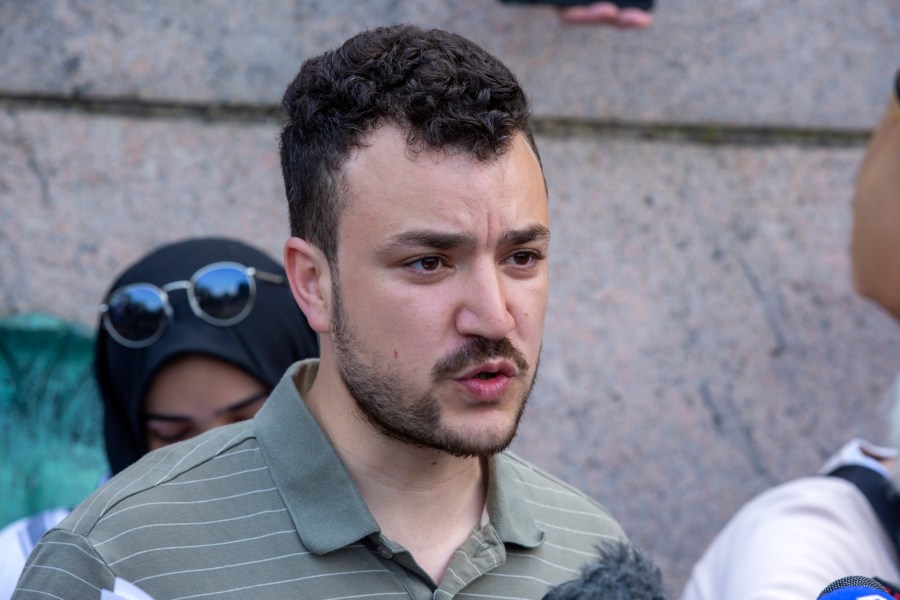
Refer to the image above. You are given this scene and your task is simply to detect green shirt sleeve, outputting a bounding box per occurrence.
[13,529,115,599]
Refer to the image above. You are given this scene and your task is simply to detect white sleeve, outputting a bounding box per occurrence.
[681,477,898,600]
[0,517,31,600]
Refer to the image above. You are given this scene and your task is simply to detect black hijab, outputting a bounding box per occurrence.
[95,237,319,475]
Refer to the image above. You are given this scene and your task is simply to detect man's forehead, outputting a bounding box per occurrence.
[343,125,541,175]
[336,125,548,244]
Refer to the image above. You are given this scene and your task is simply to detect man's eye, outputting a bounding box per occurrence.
[507,251,542,267]
[409,256,444,271]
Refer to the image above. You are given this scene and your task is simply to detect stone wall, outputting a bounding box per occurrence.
[2,0,900,594]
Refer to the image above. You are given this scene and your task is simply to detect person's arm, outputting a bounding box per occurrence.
[850,71,900,321]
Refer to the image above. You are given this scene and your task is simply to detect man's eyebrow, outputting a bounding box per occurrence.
[381,225,550,254]
[499,224,551,247]
[382,230,477,252]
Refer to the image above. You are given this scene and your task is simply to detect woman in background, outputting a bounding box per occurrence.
[0,237,318,598]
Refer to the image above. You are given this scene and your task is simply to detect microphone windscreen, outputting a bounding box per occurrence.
[818,576,892,600]
[541,541,667,600]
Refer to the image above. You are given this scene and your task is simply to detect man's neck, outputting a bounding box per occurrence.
[303,357,488,583]
[344,441,488,583]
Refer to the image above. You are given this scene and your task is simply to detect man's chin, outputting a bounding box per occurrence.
[425,421,520,458]
[430,389,530,457]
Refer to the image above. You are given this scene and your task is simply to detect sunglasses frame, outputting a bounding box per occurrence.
[99,261,285,349]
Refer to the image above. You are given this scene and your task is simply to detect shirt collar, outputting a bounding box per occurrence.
[818,437,898,480]
[254,359,544,553]
[486,453,545,548]
[254,359,380,554]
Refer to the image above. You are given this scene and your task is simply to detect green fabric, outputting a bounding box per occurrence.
[0,314,107,528]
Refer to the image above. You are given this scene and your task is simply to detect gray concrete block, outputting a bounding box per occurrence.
[2,0,898,129]
[0,108,289,325]
[486,0,900,130]
[0,0,447,105]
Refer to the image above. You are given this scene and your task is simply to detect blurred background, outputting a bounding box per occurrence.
[2,0,899,595]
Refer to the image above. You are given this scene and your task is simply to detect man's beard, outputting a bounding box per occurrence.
[331,281,538,458]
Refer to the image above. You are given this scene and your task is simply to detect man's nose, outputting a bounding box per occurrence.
[454,262,515,340]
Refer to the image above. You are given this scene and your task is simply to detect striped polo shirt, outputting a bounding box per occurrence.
[15,359,626,600]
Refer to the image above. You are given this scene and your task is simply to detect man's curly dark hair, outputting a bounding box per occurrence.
[279,24,540,261]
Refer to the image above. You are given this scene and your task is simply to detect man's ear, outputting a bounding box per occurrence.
[284,237,332,334]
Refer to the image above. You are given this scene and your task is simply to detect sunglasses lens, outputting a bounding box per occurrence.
[192,266,252,323]
[105,285,167,344]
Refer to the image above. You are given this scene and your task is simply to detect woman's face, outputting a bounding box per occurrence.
[143,353,268,450]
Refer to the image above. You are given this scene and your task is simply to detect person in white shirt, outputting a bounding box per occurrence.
[681,431,900,600]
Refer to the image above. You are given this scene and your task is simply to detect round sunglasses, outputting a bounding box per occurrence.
[99,261,285,348]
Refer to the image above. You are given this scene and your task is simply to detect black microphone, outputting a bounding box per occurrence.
[817,576,893,600]
[541,541,667,600]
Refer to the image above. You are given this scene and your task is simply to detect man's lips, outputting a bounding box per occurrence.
[454,375,514,402]
[454,359,519,381]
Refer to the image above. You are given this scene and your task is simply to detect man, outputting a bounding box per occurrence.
[14,25,626,599]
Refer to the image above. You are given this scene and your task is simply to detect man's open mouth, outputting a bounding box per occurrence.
[473,372,501,380]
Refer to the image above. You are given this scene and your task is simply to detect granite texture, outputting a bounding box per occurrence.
[3,106,900,592]
[1,0,898,128]
[2,1,900,595]
[0,108,289,324]
[514,134,900,589]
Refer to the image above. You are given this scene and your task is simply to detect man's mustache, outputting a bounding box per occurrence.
[432,337,529,380]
